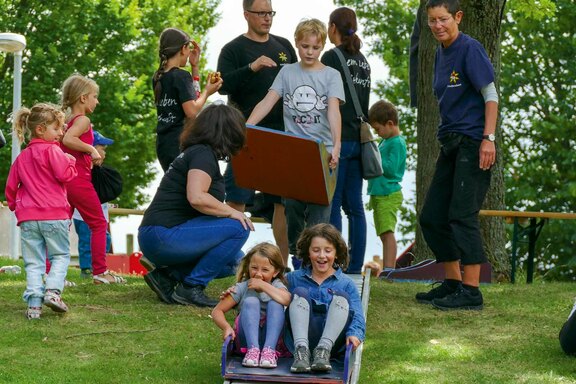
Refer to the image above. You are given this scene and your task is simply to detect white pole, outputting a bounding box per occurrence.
[9,50,23,260]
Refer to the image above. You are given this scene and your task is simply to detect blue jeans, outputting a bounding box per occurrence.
[21,220,71,307]
[73,219,111,270]
[138,216,250,287]
[330,141,367,273]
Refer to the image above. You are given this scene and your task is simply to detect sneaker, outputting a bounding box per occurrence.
[43,289,68,313]
[93,270,127,285]
[432,285,483,311]
[259,347,277,368]
[415,280,457,304]
[26,306,42,320]
[311,346,332,372]
[242,347,260,367]
[144,269,177,304]
[290,345,311,373]
[80,269,93,279]
[171,284,218,307]
[139,255,155,272]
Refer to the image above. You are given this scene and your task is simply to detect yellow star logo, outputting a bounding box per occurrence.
[450,70,460,84]
[279,52,288,62]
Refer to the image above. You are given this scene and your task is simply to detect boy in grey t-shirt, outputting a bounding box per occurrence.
[247,18,345,258]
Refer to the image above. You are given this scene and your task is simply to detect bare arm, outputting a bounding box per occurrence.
[62,116,102,166]
[479,100,498,170]
[211,295,238,340]
[246,90,281,125]
[326,97,342,169]
[247,279,291,306]
[182,75,223,119]
[186,169,254,231]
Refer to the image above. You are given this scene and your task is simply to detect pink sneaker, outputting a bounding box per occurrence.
[259,347,277,368]
[242,347,260,367]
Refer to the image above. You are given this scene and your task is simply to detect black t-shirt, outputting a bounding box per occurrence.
[217,34,297,131]
[140,144,224,228]
[321,47,371,142]
[153,67,197,135]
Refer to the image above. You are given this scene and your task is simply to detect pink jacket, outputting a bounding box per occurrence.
[5,139,77,225]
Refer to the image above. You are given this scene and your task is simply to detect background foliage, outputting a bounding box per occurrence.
[0,0,220,209]
[337,0,575,278]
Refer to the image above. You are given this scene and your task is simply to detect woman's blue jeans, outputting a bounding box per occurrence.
[330,141,367,273]
[138,216,250,287]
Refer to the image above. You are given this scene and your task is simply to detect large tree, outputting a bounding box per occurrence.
[0,0,220,208]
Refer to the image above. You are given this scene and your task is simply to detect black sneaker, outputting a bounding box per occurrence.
[432,285,483,311]
[144,269,177,304]
[171,284,218,308]
[139,255,155,272]
[415,281,457,304]
[290,346,311,373]
[311,346,331,372]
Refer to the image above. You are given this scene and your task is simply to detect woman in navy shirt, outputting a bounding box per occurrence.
[416,0,499,310]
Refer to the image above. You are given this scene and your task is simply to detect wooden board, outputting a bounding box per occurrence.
[231,125,337,206]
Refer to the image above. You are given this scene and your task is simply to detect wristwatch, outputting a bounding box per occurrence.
[483,133,496,142]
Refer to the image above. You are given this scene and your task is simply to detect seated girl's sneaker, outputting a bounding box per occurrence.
[242,347,260,367]
[259,347,277,368]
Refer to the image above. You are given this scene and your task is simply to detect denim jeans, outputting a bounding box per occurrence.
[419,134,491,265]
[73,219,111,270]
[138,216,250,287]
[329,141,367,273]
[21,220,71,306]
[284,199,331,256]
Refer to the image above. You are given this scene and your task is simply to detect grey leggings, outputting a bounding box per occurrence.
[289,287,350,353]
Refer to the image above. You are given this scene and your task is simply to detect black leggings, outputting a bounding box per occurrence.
[560,309,576,355]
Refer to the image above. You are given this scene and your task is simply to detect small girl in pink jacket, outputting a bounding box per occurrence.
[5,103,77,319]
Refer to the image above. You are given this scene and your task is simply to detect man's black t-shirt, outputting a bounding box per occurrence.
[217,34,297,131]
[140,144,224,228]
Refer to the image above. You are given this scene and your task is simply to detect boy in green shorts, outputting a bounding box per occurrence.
[367,100,407,273]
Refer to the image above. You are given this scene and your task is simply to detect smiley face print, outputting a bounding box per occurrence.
[284,85,327,113]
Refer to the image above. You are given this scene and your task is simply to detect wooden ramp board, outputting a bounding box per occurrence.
[231,125,337,205]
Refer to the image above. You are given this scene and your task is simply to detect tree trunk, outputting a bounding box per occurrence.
[415,0,510,279]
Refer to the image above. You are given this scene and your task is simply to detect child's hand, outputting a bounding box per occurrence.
[329,150,339,169]
[219,285,237,300]
[223,326,235,341]
[247,278,268,292]
[205,73,223,95]
[346,336,361,351]
[188,40,201,68]
[90,148,103,166]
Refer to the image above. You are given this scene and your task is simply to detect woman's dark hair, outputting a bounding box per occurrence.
[329,7,362,55]
[180,103,246,161]
[153,28,190,103]
[297,223,349,270]
[425,0,461,15]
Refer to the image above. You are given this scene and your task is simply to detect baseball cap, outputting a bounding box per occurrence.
[93,130,114,146]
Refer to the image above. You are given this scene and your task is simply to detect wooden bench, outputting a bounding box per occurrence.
[480,210,576,283]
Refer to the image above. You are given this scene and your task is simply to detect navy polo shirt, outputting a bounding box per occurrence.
[433,32,494,140]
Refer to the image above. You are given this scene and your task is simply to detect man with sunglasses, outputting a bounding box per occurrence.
[217,0,297,267]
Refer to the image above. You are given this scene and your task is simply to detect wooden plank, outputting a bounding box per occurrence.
[231,125,337,206]
[480,210,576,220]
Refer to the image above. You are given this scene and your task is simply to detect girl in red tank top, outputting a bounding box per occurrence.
[60,74,126,284]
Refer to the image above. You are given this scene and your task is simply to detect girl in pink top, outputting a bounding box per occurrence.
[5,103,77,319]
[60,74,125,284]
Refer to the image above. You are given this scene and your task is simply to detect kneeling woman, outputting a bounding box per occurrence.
[138,104,254,307]
[287,224,365,373]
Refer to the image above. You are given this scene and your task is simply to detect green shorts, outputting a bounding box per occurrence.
[369,190,403,236]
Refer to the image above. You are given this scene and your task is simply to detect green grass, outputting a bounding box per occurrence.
[1,257,575,383]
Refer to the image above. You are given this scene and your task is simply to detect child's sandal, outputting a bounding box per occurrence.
[26,306,42,320]
[93,270,127,285]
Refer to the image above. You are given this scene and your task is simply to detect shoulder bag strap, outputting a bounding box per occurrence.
[332,47,365,121]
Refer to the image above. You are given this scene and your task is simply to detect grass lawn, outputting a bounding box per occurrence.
[1,257,575,384]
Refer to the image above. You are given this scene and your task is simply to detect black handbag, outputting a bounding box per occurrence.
[332,48,383,180]
[92,164,123,203]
